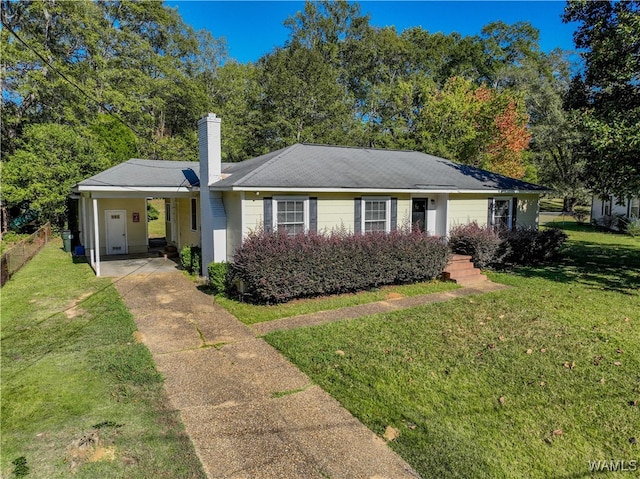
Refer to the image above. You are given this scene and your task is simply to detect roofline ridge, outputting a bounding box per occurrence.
[300,142,417,153]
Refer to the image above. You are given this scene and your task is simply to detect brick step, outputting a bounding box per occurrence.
[448,254,473,263]
[442,254,488,285]
[444,261,478,272]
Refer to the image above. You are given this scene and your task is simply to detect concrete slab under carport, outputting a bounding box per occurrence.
[98,253,181,277]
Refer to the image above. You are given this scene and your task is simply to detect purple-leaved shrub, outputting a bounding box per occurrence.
[229,229,450,304]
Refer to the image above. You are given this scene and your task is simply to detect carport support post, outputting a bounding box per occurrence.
[93,197,101,276]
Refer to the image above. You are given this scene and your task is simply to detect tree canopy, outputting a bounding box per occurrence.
[4,0,632,227]
[563,0,640,199]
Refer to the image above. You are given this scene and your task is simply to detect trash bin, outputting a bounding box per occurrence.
[62,230,73,252]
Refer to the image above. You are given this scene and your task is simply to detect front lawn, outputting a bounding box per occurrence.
[1,241,205,478]
[265,224,640,478]
[216,280,459,325]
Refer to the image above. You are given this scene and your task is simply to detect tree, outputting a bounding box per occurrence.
[210,62,263,161]
[2,124,110,227]
[256,43,353,150]
[563,0,640,198]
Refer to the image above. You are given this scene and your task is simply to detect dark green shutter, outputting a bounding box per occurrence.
[354,198,362,234]
[264,197,273,233]
[511,198,518,229]
[391,198,398,231]
[309,197,317,233]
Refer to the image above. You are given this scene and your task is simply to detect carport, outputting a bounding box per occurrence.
[71,159,201,276]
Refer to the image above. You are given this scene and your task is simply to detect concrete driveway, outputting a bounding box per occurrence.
[114,271,420,479]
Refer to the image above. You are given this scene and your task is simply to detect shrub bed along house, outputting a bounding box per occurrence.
[180,245,201,275]
[449,222,567,269]
[228,229,450,304]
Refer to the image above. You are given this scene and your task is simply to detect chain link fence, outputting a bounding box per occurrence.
[1,223,51,287]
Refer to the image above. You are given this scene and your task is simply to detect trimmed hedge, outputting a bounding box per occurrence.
[207,261,228,294]
[180,245,201,275]
[500,227,568,265]
[449,222,567,269]
[229,229,450,304]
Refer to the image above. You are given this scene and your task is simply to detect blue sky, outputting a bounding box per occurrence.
[165,1,579,63]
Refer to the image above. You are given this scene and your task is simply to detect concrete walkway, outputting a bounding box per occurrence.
[114,272,421,479]
[253,281,508,336]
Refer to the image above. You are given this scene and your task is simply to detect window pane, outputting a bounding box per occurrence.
[364,199,387,232]
[276,200,305,235]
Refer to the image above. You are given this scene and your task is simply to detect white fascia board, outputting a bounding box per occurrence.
[78,186,194,198]
[211,186,547,195]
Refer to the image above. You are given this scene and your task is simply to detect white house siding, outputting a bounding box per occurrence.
[591,195,640,227]
[97,198,148,255]
[516,194,540,228]
[447,194,493,230]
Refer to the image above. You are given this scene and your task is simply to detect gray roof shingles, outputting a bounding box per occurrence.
[217,144,546,192]
[78,144,547,192]
[78,159,200,189]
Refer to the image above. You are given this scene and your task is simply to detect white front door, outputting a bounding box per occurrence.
[105,210,128,255]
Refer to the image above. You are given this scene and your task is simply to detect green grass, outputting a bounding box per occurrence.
[215,280,460,325]
[539,197,590,213]
[1,240,205,479]
[148,199,166,239]
[264,224,640,478]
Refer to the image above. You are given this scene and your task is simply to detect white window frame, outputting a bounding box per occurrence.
[190,197,198,231]
[630,197,639,218]
[273,196,309,235]
[165,201,171,222]
[362,197,391,233]
[490,197,513,231]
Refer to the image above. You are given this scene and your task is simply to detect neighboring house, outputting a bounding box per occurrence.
[591,195,640,228]
[72,114,548,276]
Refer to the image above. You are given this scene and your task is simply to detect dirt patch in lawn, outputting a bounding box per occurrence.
[385,292,406,301]
[65,292,93,319]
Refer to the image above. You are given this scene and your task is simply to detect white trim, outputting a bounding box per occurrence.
[272,196,309,234]
[218,186,549,195]
[489,197,514,230]
[93,198,101,276]
[361,196,391,233]
[77,185,193,194]
[240,191,246,241]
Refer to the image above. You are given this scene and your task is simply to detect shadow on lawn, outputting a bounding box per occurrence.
[510,238,640,294]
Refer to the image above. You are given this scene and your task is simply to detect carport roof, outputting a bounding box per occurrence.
[77,159,201,191]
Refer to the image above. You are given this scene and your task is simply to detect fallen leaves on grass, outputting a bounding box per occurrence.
[383,426,400,441]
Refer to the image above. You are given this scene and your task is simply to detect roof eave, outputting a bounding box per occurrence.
[209,185,549,194]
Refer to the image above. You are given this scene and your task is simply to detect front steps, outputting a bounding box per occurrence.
[442,254,488,285]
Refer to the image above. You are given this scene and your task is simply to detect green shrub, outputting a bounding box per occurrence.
[449,222,567,269]
[229,229,449,304]
[500,227,568,266]
[624,218,640,237]
[207,262,228,294]
[448,222,503,269]
[147,202,159,221]
[180,245,202,275]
